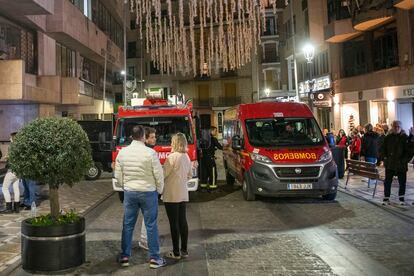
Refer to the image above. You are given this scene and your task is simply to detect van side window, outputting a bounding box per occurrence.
[236,121,244,139]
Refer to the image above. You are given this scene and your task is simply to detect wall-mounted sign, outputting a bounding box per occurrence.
[310,92,332,107]
[403,88,414,97]
[299,75,331,94]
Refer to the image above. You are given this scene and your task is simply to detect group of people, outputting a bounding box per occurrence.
[0,132,38,214]
[325,121,414,205]
[114,125,193,268]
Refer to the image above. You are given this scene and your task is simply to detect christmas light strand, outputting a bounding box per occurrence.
[132,0,276,76]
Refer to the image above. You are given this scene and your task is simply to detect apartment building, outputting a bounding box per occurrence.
[0,0,125,141]
[326,0,414,134]
[119,3,283,136]
[279,0,333,130]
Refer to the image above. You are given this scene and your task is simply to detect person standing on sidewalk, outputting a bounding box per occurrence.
[20,179,38,210]
[380,121,414,205]
[162,133,192,260]
[138,126,157,251]
[349,130,361,160]
[200,126,222,190]
[114,125,167,268]
[1,132,20,214]
[361,123,379,187]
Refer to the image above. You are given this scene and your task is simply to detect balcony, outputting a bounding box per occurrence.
[0,60,60,104]
[193,98,214,108]
[216,97,242,107]
[0,0,53,15]
[262,56,281,64]
[325,18,361,43]
[352,0,395,31]
[61,78,94,105]
[394,0,414,9]
[46,0,123,69]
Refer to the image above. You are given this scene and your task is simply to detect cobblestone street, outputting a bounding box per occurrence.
[8,179,414,276]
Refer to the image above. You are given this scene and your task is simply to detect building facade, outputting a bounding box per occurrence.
[326,0,414,134]
[0,0,125,141]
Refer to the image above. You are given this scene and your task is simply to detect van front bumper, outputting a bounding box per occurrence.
[245,160,338,197]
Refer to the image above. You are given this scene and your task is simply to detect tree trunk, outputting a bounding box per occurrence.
[49,186,60,219]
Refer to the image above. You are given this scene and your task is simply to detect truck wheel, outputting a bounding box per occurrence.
[322,191,337,201]
[85,163,102,181]
[226,170,235,186]
[242,179,255,201]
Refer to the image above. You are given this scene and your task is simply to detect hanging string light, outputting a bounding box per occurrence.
[132,0,277,76]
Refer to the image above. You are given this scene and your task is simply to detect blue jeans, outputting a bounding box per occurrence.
[22,179,37,206]
[121,191,160,260]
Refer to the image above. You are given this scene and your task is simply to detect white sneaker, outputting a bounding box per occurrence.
[382,200,390,206]
[399,201,406,206]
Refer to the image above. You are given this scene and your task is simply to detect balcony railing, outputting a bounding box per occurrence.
[216,96,242,107]
[262,56,281,64]
[193,98,214,108]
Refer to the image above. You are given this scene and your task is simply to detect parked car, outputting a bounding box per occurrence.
[77,120,113,180]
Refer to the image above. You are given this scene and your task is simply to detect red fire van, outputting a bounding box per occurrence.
[223,101,338,201]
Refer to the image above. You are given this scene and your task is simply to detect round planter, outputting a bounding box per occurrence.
[21,217,85,272]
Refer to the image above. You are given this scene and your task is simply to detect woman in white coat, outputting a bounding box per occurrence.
[163,133,192,259]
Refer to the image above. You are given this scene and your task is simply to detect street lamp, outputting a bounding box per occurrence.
[303,43,315,111]
[121,70,126,75]
[264,88,271,98]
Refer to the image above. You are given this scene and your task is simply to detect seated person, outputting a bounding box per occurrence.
[281,123,295,139]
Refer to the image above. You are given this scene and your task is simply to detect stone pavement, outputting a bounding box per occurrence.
[338,163,414,219]
[0,174,114,274]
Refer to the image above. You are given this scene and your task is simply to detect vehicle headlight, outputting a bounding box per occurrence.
[191,161,198,177]
[318,151,332,162]
[250,153,273,164]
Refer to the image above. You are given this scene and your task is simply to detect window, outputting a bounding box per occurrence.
[263,17,276,36]
[373,27,398,71]
[130,19,136,30]
[69,0,84,13]
[128,66,135,77]
[92,0,123,48]
[263,43,279,63]
[0,17,37,74]
[150,61,160,75]
[327,0,351,24]
[117,116,194,146]
[342,38,367,77]
[127,41,136,58]
[56,43,77,77]
[245,118,324,148]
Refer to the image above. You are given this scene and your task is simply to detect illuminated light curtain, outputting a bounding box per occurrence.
[131,0,277,76]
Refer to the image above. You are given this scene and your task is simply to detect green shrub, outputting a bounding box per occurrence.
[9,117,93,220]
[30,210,81,226]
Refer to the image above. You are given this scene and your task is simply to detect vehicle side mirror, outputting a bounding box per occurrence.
[232,135,243,150]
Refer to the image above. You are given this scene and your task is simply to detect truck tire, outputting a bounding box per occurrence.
[85,163,102,181]
[226,170,235,186]
[322,191,337,201]
[242,179,255,201]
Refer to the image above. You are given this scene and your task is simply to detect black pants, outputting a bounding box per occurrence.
[164,202,188,255]
[384,169,407,201]
[202,156,217,187]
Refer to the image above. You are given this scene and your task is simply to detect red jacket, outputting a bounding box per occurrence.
[350,136,361,154]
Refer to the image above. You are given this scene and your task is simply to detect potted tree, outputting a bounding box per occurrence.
[8,117,93,272]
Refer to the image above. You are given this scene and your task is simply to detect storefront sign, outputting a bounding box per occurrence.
[298,75,331,94]
[403,88,414,97]
[310,92,332,107]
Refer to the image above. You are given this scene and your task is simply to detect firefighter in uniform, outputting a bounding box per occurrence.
[200,126,223,189]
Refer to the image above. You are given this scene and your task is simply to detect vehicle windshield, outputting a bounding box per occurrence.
[117,116,194,146]
[245,118,324,147]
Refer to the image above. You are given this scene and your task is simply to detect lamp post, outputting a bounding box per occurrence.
[123,0,127,106]
[303,43,315,110]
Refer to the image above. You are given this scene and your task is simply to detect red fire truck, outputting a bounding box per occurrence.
[223,101,338,201]
[111,96,199,192]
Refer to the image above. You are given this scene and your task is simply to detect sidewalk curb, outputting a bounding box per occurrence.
[2,190,115,275]
[338,187,414,225]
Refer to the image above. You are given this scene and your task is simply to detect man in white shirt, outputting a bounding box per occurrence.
[115,125,166,268]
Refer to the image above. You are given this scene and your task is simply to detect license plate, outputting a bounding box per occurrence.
[287,183,313,190]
